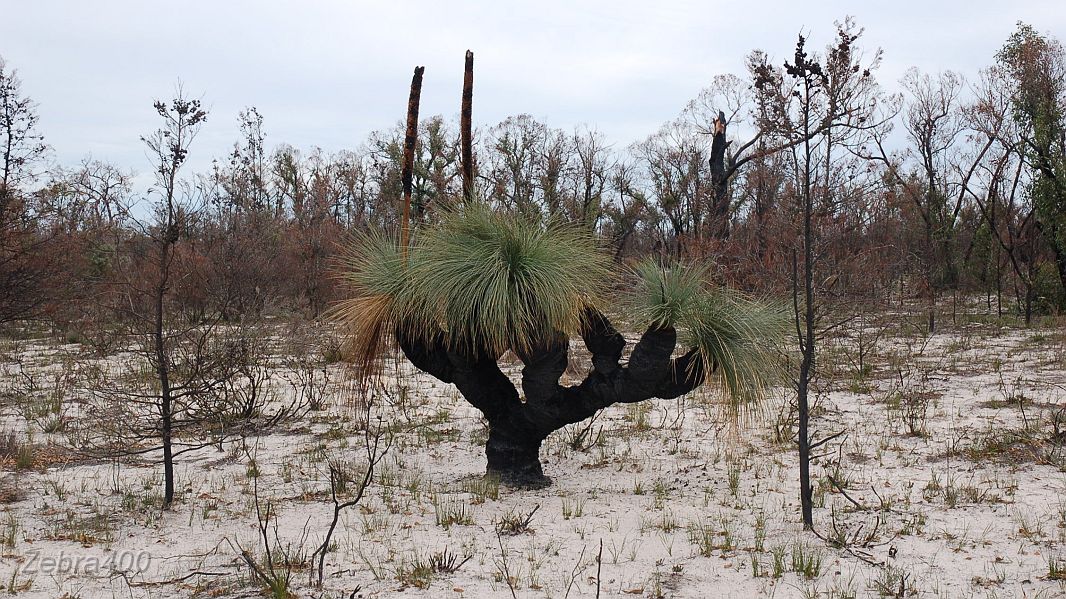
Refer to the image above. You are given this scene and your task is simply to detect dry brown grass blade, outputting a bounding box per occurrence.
[328,294,394,387]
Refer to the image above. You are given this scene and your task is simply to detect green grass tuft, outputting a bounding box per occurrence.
[627,259,788,415]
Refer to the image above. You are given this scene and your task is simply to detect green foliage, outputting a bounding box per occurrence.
[998,23,1066,309]
[406,202,610,355]
[628,260,709,327]
[335,205,786,412]
[627,260,788,414]
[1034,261,1065,314]
[333,203,609,376]
[997,23,1065,140]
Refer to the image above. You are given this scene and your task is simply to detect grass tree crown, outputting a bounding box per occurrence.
[334,202,611,372]
[626,260,787,415]
[333,203,787,485]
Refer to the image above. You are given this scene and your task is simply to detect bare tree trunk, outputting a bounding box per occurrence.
[1025,260,1034,326]
[155,132,183,508]
[797,232,815,529]
[400,66,425,257]
[925,214,936,333]
[461,51,475,202]
[708,112,731,240]
[796,90,815,531]
[1050,239,1066,310]
[154,238,175,507]
[155,189,179,508]
[996,242,1003,317]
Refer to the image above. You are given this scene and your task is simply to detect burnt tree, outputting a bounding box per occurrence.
[397,310,705,485]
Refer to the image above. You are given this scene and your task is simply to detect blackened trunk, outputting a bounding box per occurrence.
[797,354,813,528]
[396,312,705,487]
[1053,241,1066,311]
[1025,261,1034,327]
[155,238,175,508]
[925,210,936,334]
[708,112,731,240]
[451,352,552,487]
[460,51,475,202]
[485,424,547,487]
[162,396,174,506]
[400,66,425,256]
[797,96,815,530]
[396,330,549,486]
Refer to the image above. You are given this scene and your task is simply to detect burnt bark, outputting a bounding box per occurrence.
[708,111,733,240]
[397,309,706,486]
[460,51,475,202]
[400,66,425,255]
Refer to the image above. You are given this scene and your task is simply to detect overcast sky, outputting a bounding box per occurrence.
[2,0,1064,184]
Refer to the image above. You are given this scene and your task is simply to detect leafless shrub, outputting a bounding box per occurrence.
[885,363,941,437]
[309,383,390,587]
[280,322,338,412]
[71,322,304,506]
[227,453,311,598]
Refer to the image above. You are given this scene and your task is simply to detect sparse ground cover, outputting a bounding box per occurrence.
[1,306,1065,598]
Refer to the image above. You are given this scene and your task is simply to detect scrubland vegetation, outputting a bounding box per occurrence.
[1,16,1066,599]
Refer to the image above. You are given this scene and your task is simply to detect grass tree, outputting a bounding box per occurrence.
[335,203,786,486]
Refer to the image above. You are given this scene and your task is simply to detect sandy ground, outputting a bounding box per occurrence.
[1,314,1066,598]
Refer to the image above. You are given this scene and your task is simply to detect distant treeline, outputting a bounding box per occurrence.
[1,19,1063,333]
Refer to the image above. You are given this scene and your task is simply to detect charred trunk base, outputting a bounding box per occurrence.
[485,426,549,488]
[395,316,704,490]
